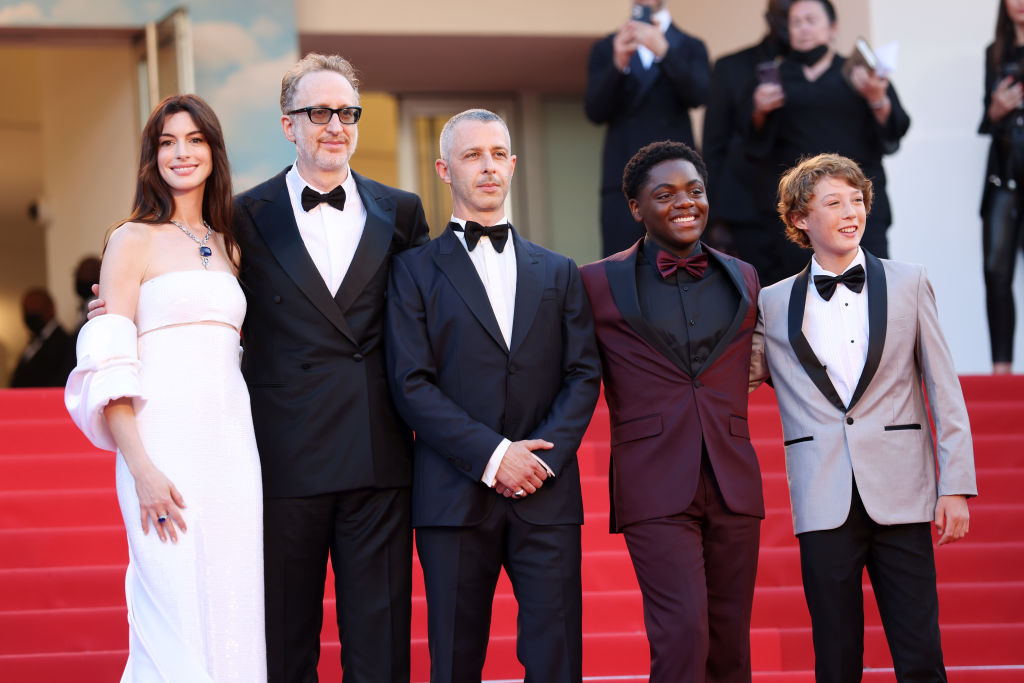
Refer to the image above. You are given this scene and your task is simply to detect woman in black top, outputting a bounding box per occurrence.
[980,0,1024,374]
[747,0,909,269]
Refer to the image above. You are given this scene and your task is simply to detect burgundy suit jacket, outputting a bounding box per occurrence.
[580,240,765,531]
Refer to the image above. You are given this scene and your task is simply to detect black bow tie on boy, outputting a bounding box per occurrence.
[453,221,510,253]
[813,264,866,301]
[301,185,346,212]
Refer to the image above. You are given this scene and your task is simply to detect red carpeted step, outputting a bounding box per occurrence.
[752,581,1024,628]
[756,541,1024,586]
[0,566,124,610]
[0,389,67,420]
[0,489,121,529]
[0,453,112,491]
[0,419,94,455]
[777,623,1024,670]
[0,526,127,569]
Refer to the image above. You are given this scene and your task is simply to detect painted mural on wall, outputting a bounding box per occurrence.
[0,0,299,192]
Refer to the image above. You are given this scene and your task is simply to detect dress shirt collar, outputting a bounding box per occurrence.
[450,215,512,253]
[652,7,671,33]
[642,236,702,263]
[810,248,865,300]
[285,162,358,210]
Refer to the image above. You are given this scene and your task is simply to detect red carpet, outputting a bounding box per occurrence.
[1,376,1022,681]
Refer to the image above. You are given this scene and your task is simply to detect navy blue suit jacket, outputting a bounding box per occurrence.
[385,226,601,528]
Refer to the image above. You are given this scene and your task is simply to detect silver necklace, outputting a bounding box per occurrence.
[170,219,213,269]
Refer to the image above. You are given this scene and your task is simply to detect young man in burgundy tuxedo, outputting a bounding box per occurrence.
[580,141,764,683]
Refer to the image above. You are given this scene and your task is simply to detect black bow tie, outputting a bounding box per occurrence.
[454,221,510,253]
[813,264,866,301]
[301,185,346,212]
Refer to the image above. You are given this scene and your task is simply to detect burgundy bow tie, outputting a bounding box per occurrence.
[656,250,708,279]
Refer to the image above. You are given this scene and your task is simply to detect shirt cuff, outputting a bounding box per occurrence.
[481,438,512,487]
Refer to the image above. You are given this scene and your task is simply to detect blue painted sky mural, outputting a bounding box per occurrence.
[0,0,299,191]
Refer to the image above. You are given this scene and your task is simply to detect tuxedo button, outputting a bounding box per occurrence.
[353,353,364,362]
[846,416,854,425]
[273,295,282,304]
[301,363,311,370]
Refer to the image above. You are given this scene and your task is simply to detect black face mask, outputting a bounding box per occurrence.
[790,44,829,66]
[24,313,46,335]
[75,280,94,301]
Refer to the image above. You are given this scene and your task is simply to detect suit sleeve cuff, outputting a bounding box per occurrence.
[481,438,512,487]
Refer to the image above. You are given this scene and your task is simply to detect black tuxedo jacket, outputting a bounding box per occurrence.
[385,226,602,528]
[234,167,429,498]
[703,38,785,226]
[11,325,76,388]
[585,23,710,196]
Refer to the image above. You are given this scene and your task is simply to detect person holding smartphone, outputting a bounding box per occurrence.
[702,0,793,285]
[979,0,1024,374]
[745,0,909,268]
[585,0,711,258]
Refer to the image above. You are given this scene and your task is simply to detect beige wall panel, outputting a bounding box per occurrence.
[298,0,636,37]
[297,0,869,53]
[0,47,46,385]
[873,1,1003,372]
[39,46,138,330]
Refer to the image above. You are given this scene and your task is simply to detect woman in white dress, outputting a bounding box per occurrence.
[65,94,266,682]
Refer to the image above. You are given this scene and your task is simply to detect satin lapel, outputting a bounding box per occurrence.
[847,250,888,410]
[788,263,846,412]
[433,228,508,353]
[251,177,357,344]
[605,242,690,374]
[335,173,394,314]
[509,230,544,355]
[694,249,751,376]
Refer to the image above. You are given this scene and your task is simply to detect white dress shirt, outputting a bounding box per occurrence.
[449,217,553,488]
[802,248,869,407]
[285,164,366,296]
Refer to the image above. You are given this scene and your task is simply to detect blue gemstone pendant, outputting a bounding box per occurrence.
[199,246,212,257]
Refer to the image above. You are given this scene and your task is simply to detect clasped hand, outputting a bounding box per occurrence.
[493,439,553,499]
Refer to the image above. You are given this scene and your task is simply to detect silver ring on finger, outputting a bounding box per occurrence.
[514,489,526,497]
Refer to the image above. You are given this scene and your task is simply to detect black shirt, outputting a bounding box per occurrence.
[636,239,740,376]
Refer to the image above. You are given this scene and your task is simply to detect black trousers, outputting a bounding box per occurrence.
[797,484,945,683]
[982,185,1024,363]
[416,500,583,683]
[263,487,412,683]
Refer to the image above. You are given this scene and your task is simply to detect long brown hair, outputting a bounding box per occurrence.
[120,94,237,262]
[992,1,1019,72]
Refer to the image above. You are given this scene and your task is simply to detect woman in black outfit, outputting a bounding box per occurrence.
[746,0,909,276]
[980,0,1024,374]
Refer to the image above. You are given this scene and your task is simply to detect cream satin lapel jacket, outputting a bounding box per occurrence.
[750,251,977,535]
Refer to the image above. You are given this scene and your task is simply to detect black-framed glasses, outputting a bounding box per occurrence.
[287,106,362,125]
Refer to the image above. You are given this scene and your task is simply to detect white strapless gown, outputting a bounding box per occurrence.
[117,270,265,682]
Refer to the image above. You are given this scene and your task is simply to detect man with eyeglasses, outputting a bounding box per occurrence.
[234,53,430,682]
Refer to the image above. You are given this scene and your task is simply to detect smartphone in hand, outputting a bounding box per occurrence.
[631,4,653,24]
[756,60,781,86]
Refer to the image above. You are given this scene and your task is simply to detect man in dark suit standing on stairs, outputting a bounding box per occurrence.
[580,141,764,683]
[386,109,601,682]
[585,0,711,257]
[234,53,429,682]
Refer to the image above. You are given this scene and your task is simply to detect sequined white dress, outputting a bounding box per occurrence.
[66,270,266,682]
